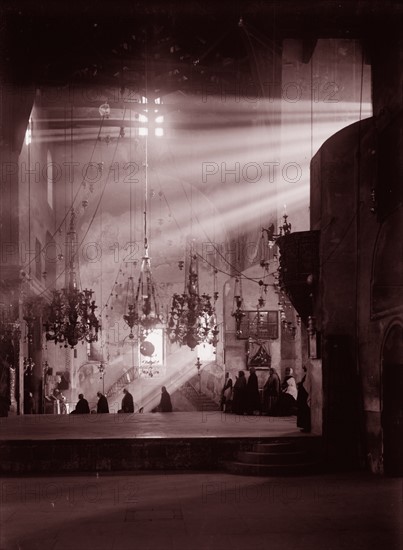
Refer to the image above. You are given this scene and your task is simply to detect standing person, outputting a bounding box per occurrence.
[158,386,173,412]
[59,392,68,414]
[263,367,281,415]
[282,367,298,399]
[120,388,134,413]
[246,367,261,415]
[71,393,90,414]
[96,391,109,413]
[278,367,298,415]
[24,391,35,414]
[220,372,233,412]
[297,365,311,432]
[232,371,247,415]
[53,389,67,414]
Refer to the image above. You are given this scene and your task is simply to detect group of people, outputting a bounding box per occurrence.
[70,386,172,415]
[71,388,134,415]
[220,365,311,432]
[220,367,261,416]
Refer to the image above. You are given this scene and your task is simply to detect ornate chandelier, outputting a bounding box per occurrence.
[44,210,100,349]
[168,251,219,350]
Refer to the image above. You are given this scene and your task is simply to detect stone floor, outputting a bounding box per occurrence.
[0,471,401,550]
[0,412,307,440]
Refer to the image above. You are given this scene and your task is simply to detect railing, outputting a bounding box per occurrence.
[181,379,200,397]
[179,377,219,411]
[105,367,137,399]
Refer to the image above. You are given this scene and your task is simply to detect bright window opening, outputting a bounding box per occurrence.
[25,118,32,145]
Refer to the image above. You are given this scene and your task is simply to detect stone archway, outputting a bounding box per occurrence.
[381,323,403,476]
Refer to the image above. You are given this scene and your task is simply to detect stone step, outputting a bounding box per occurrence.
[180,387,219,411]
[224,460,321,476]
[254,442,299,453]
[192,401,218,410]
[237,450,308,465]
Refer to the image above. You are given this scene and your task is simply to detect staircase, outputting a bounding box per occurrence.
[224,439,323,476]
[105,368,219,413]
[180,381,219,411]
[105,367,136,400]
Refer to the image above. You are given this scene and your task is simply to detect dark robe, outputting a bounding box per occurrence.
[263,372,281,415]
[97,394,109,413]
[24,393,35,414]
[246,371,261,414]
[159,389,172,412]
[220,377,233,411]
[74,397,90,414]
[232,375,247,415]
[122,391,134,413]
[297,375,311,431]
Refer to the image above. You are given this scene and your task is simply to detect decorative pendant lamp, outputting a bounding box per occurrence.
[44,209,100,349]
[122,214,164,339]
[168,247,218,350]
[231,277,245,338]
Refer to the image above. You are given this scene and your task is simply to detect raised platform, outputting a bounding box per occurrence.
[0,412,322,474]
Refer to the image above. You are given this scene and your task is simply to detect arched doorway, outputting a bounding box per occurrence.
[382,323,403,476]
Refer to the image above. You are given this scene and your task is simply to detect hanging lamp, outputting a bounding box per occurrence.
[231,276,245,338]
[44,209,100,349]
[122,104,163,341]
[167,245,218,350]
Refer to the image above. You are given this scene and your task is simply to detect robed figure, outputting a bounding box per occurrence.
[220,372,233,412]
[297,366,311,432]
[97,392,109,413]
[246,367,261,415]
[72,394,90,414]
[278,367,298,416]
[158,386,173,412]
[263,368,281,415]
[121,389,135,413]
[232,371,247,415]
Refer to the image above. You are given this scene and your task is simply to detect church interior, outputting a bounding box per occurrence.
[0,0,402,484]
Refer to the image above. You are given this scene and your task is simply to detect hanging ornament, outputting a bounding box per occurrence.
[231,277,245,338]
[168,246,218,350]
[99,103,111,117]
[44,210,100,349]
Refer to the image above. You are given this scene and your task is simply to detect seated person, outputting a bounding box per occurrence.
[118,388,134,413]
[71,393,90,414]
[96,392,109,413]
[157,386,173,412]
